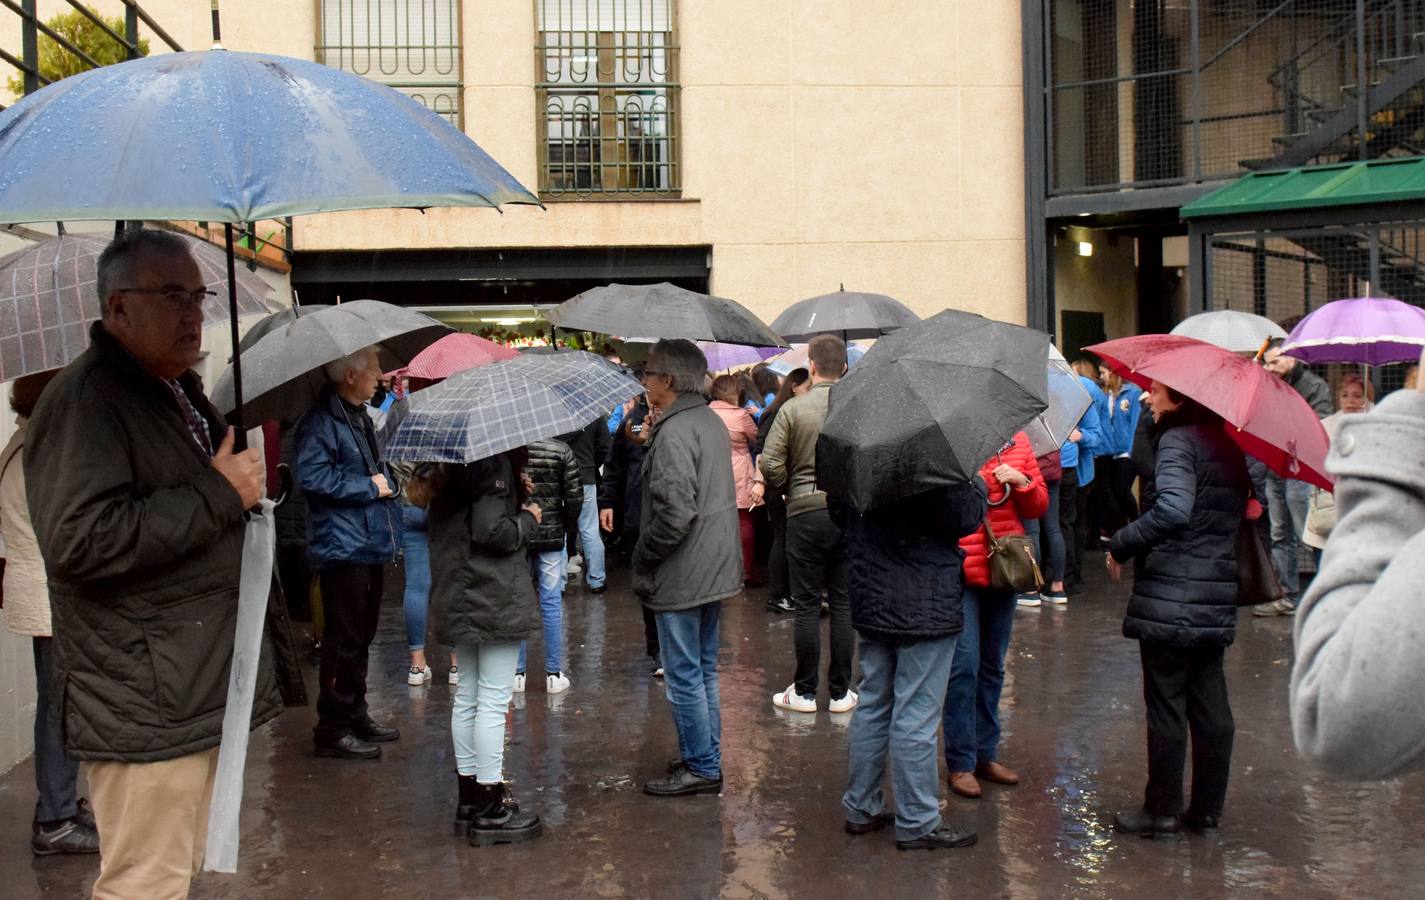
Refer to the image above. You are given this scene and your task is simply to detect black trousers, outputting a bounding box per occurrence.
[1059,470,1084,584]
[643,606,661,658]
[766,499,789,600]
[1140,640,1235,818]
[1094,457,1140,536]
[786,508,853,699]
[315,563,384,742]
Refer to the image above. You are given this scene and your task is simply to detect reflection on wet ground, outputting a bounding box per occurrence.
[2,563,1421,898]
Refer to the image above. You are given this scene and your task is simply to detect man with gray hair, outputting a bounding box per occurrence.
[634,339,743,797]
[296,345,403,760]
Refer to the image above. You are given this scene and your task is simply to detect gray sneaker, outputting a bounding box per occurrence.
[1252,598,1297,617]
[32,818,100,856]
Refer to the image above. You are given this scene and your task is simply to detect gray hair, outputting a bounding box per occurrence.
[324,346,376,384]
[96,229,194,317]
[648,338,708,394]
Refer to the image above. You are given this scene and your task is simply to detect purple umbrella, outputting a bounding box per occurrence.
[695,341,783,371]
[1281,297,1425,366]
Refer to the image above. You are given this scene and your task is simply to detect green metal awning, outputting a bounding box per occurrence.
[1181,156,1425,219]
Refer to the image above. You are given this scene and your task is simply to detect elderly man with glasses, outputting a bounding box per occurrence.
[25,229,282,899]
[633,339,744,798]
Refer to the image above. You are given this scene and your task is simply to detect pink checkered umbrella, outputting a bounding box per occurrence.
[401,332,520,381]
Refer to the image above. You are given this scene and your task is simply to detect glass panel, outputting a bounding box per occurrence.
[319,0,462,126]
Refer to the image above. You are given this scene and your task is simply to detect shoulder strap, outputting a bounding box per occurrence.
[0,435,23,485]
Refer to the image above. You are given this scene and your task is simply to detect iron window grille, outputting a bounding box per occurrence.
[316,0,462,127]
[536,0,680,198]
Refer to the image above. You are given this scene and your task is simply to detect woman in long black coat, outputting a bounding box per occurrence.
[1107,382,1248,840]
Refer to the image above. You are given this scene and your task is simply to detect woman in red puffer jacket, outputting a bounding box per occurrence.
[941,433,1048,801]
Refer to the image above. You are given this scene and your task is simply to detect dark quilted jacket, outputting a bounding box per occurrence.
[526,439,583,552]
[838,478,988,644]
[25,324,283,762]
[1110,415,1249,647]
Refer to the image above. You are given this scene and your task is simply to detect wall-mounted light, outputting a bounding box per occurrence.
[1077,241,1094,257]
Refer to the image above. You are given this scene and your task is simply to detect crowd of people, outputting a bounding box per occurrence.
[5,229,1425,896]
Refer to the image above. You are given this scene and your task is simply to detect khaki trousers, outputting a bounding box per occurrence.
[84,747,220,900]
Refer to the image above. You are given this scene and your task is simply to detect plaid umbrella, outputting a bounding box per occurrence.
[0,231,277,381]
[385,350,643,463]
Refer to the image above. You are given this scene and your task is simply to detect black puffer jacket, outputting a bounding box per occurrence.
[526,439,583,552]
[1110,411,1249,647]
[428,452,539,646]
[598,404,649,545]
[837,478,988,644]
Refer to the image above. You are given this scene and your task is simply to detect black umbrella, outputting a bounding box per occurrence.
[211,300,449,425]
[815,309,1049,511]
[546,282,786,348]
[771,288,920,342]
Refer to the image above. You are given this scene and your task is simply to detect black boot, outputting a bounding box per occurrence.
[467,782,542,847]
[455,774,480,836]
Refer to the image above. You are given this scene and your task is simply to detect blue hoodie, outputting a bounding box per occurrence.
[1061,375,1107,486]
[1103,383,1144,457]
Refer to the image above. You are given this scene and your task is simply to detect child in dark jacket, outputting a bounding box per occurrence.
[519,439,584,694]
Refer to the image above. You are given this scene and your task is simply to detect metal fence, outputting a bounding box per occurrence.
[316,0,462,126]
[1048,0,1425,195]
[536,0,680,198]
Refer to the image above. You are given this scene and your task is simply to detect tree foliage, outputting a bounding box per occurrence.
[6,6,150,96]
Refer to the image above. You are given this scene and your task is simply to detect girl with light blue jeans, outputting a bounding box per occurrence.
[401,503,458,685]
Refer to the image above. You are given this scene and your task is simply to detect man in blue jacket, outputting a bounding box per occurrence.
[297,346,403,760]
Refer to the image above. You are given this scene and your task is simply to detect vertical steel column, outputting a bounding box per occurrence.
[1368,230,1381,295]
[1357,0,1369,160]
[126,1,139,59]
[20,0,38,95]
[1190,0,1203,180]
[1023,0,1052,333]
[1187,224,1209,314]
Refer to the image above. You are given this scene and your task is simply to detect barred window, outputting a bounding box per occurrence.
[317,0,462,127]
[537,0,680,197]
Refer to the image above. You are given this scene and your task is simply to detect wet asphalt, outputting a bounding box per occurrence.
[2,559,1422,899]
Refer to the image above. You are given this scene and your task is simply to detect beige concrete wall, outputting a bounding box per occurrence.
[4,2,1027,327]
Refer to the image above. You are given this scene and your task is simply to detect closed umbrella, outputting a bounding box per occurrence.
[547,283,786,348]
[385,351,643,464]
[816,310,1049,511]
[211,300,450,424]
[772,289,920,342]
[1280,296,1425,365]
[1088,334,1331,488]
[1171,309,1287,354]
[0,231,277,381]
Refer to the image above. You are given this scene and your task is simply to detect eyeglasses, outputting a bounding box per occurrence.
[116,287,216,307]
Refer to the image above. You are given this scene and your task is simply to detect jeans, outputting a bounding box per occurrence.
[32,637,78,824]
[1266,472,1312,600]
[315,564,383,742]
[1140,641,1234,818]
[577,483,606,588]
[843,635,957,841]
[1021,477,1065,587]
[655,603,723,778]
[943,587,1016,771]
[451,642,521,783]
[400,505,431,651]
[519,548,567,675]
[787,508,854,699]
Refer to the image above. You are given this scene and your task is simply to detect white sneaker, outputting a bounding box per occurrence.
[771,684,817,713]
[546,672,571,694]
[1016,593,1042,608]
[567,554,584,576]
[448,665,459,685]
[513,673,526,693]
[407,665,432,686]
[829,690,859,714]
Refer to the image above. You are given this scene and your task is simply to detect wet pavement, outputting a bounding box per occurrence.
[3,561,1423,899]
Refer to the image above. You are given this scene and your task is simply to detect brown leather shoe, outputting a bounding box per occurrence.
[948,771,982,799]
[975,761,1020,786]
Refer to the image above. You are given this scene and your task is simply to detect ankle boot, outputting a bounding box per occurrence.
[455,774,480,836]
[467,781,543,847]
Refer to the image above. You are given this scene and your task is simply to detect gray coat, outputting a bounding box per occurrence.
[633,393,743,612]
[1292,389,1425,778]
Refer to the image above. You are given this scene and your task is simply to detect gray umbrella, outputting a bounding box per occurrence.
[236,303,332,353]
[816,309,1049,511]
[546,282,786,348]
[0,231,278,381]
[771,288,920,343]
[211,299,449,424]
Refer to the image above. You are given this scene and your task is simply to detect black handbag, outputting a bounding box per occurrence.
[1235,520,1283,607]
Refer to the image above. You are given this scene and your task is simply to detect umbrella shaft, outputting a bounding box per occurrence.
[225,224,245,448]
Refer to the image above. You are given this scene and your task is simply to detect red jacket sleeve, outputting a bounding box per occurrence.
[1007,434,1049,521]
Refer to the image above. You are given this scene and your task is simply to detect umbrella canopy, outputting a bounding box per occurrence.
[1171,309,1287,354]
[385,350,642,464]
[1087,335,1331,489]
[546,283,786,348]
[211,300,450,424]
[695,341,784,371]
[765,341,869,376]
[1280,296,1425,366]
[816,310,1050,511]
[1024,352,1094,456]
[771,289,920,342]
[0,50,539,224]
[236,303,332,353]
[0,232,277,381]
[400,332,520,380]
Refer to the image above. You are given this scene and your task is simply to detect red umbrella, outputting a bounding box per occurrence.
[1087,334,1332,489]
[399,332,519,381]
